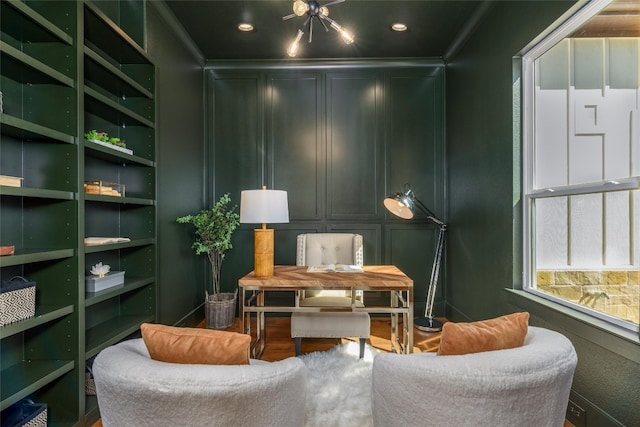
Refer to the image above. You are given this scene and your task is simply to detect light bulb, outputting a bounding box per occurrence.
[319,6,329,17]
[287,29,304,57]
[293,0,309,16]
[329,21,354,44]
[339,28,354,44]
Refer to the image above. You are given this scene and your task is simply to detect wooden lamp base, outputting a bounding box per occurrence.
[253,228,274,277]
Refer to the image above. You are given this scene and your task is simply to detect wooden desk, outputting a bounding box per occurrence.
[239,265,414,358]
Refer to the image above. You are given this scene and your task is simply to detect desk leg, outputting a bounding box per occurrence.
[405,289,413,354]
[244,290,265,359]
[241,288,249,335]
[251,291,265,359]
[240,288,246,335]
[390,291,399,353]
[391,290,413,354]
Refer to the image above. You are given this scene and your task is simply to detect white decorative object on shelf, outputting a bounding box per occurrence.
[89,139,133,155]
[90,262,111,277]
[85,271,125,293]
[84,237,131,246]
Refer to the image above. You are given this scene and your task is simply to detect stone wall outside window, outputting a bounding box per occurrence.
[537,270,639,324]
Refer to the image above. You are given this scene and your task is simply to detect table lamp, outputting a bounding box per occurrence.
[384,184,447,332]
[240,186,289,277]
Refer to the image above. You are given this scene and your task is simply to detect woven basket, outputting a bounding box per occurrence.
[85,357,96,395]
[205,290,237,329]
[3,399,47,427]
[85,372,96,395]
[1,276,36,327]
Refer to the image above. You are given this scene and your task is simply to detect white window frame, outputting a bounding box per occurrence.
[522,0,639,333]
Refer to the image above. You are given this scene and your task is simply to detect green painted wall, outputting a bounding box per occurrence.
[205,65,446,316]
[146,4,207,326]
[142,1,639,424]
[446,2,639,426]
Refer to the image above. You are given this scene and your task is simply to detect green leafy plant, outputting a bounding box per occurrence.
[84,130,127,148]
[176,194,240,297]
[108,137,127,148]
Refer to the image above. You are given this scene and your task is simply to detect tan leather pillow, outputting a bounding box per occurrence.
[437,312,529,356]
[140,323,250,365]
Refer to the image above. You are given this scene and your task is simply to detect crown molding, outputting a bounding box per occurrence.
[149,0,206,66]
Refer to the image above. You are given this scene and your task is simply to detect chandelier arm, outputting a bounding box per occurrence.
[300,15,311,31]
[317,15,331,32]
[284,0,352,55]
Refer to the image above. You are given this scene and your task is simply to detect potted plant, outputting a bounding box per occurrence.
[177,193,240,329]
[84,130,132,155]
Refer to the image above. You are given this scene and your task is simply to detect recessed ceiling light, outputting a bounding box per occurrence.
[391,23,408,32]
[238,23,254,32]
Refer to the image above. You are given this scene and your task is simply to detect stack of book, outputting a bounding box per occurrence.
[0,175,23,187]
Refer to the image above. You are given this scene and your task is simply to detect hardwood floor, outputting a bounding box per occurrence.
[224,316,443,361]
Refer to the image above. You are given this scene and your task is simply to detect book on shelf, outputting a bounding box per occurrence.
[84,237,131,246]
[0,175,23,187]
[84,180,125,197]
[306,264,364,273]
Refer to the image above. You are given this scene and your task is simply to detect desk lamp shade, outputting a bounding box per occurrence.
[384,185,447,332]
[240,188,289,277]
[383,191,415,220]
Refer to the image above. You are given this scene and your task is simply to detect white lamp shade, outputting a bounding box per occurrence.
[240,189,289,224]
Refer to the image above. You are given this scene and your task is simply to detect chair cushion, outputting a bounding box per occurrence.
[291,312,370,338]
[141,323,250,365]
[299,296,365,307]
[297,233,362,266]
[437,312,529,356]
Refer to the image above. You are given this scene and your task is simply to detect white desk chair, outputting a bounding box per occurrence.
[291,233,370,358]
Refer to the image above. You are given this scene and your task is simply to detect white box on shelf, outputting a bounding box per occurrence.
[85,271,125,292]
[89,139,134,156]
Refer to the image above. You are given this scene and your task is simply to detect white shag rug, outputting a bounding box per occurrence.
[300,342,379,427]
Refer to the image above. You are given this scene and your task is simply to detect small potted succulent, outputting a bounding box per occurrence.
[177,194,240,328]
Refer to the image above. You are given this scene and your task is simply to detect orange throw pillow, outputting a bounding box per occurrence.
[140,323,250,365]
[437,312,529,356]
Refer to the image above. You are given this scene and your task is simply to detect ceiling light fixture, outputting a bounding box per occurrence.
[238,23,254,32]
[283,0,354,57]
[391,23,408,32]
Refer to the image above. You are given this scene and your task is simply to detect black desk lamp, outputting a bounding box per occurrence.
[384,184,447,332]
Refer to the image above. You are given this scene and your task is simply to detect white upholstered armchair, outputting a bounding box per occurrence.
[93,338,307,426]
[371,327,578,427]
[291,233,370,358]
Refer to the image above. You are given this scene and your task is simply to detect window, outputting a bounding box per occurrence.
[523,0,639,332]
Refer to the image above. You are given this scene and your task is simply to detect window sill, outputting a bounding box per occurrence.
[505,289,640,363]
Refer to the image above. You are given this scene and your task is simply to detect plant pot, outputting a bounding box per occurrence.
[205,289,237,329]
[88,138,133,155]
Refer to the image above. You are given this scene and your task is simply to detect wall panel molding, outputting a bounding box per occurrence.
[205,63,445,317]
